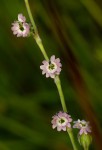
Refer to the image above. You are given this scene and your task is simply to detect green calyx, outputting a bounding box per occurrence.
[78,134,92,150]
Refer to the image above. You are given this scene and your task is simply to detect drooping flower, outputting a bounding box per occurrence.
[51,111,72,131]
[40,55,62,78]
[11,13,30,37]
[73,119,91,135]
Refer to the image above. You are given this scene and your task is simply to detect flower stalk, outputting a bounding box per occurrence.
[34,34,49,61]
[24,0,37,34]
[67,128,78,150]
[54,76,67,112]
[24,0,78,150]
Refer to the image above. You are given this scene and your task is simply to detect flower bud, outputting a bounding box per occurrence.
[78,134,92,150]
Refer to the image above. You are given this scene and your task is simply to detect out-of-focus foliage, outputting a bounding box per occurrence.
[0,0,102,149]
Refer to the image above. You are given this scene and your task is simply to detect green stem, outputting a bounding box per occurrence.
[24,0,38,33]
[24,1,78,150]
[34,34,49,61]
[55,76,78,150]
[67,128,78,150]
[54,76,67,112]
[24,0,49,61]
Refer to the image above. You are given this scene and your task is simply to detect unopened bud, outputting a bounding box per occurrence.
[78,134,92,150]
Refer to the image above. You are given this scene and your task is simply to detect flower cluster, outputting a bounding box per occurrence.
[73,119,91,135]
[12,10,93,150]
[51,112,92,135]
[11,14,30,37]
[51,111,72,131]
[40,55,62,78]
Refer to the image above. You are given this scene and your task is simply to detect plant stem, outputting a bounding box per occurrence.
[55,76,78,150]
[24,1,78,150]
[67,128,78,150]
[54,76,67,112]
[34,34,49,61]
[24,0,49,61]
[34,39,78,150]
[24,0,38,33]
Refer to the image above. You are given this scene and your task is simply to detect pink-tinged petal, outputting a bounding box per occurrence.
[13,31,18,35]
[50,55,55,62]
[57,126,62,131]
[40,65,44,70]
[17,34,22,37]
[52,124,57,129]
[11,22,19,33]
[55,58,60,63]
[11,26,18,31]
[67,123,71,128]
[50,74,55,78]
[58,63,62,67]
[12,22,18,26]
[79,129,84,135]
[42,71,46,75]
[62,127,66,131]
[57,67,61,72]
[23,34,27,37]
[46,73,50,78]
[18,13,26,22]
[42,60,48,64]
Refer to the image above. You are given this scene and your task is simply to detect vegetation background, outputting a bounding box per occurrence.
[0,0,102,149]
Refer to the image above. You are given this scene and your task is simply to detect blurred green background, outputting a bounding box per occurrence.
[0,0,102,150]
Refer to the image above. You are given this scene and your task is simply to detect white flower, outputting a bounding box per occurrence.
[73,119,91,135]
[51,111,72,131]
[40,55,62,78]
[11,14,30,37]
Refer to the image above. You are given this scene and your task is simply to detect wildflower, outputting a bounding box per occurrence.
[18,13,26,22]
[11,13,30,37]
[73,119,91,135]
[40,55,62,78]
[51,111,72,131]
